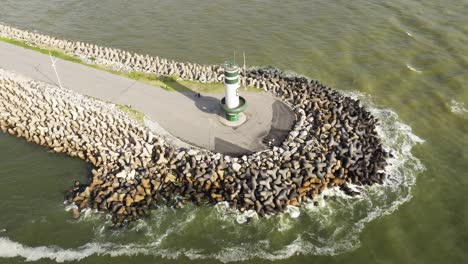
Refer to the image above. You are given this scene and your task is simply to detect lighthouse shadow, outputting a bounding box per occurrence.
[160,77,223,116]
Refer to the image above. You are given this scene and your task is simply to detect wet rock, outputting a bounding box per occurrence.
[71,207,80,219]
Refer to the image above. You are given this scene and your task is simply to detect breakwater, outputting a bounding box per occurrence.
[0,24,389,225]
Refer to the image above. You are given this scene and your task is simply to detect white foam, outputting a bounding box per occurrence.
[0,235,325,263]
[276,216,293,232]
[450,99,468,115]
[406,64,422,73]
[285,205,301,218]
[212,201,259,224]
[235,210,258,224]
[0,237,101,262]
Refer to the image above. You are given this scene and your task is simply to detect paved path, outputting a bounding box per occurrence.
[0,41,295,155]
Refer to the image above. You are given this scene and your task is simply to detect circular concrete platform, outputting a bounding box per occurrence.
[136,91,296,157]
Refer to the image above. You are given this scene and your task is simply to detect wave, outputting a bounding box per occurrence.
[0,90,425,263]
[450,99,467,115]
[406,64,422,73]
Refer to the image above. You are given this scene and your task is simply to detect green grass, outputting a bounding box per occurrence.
[86,95,146,125]
[126,72,228,93]
[126,72,260,94]
[0,36,261,94]
[0,36,82,64]
[117,105,145,125]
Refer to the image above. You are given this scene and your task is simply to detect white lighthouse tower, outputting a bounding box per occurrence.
[224,64,240,108]
[219,61,247,124]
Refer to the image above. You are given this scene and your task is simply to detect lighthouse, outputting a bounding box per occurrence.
[220,61,247,124]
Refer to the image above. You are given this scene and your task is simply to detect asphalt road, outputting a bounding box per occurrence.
[0,41,295,155]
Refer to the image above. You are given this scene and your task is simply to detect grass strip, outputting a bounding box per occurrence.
[117,104,145,125]
[0,36,260,94]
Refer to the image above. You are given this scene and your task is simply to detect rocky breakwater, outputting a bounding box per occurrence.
[0,24,391,225]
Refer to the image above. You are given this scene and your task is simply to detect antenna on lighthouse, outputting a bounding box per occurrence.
[243,51,247,91]
[49,52,64,89]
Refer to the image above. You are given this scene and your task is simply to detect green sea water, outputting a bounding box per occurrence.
[0,0,467,263]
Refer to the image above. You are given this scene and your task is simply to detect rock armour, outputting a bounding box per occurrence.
[0,24,389,225]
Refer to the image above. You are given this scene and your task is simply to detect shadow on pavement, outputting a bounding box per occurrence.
[214,137,253,157]
[160,77,222,116]
[262,100,296,147]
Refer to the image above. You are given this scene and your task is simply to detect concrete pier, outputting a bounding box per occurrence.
[0,41,294,156]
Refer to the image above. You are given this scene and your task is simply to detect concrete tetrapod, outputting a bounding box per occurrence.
[0,24,390,226]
